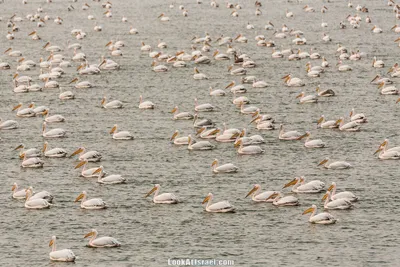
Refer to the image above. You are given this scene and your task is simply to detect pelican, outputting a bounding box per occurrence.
[286,9,294,18]
[336,117,360,132]
[43,42,62,52]
[194,98,216,112]
[71,147,102,162]
[215,130,239,143]
[110,124,134,140]
[15,144,40,158]
[240,102,259,115]
[317,115,339,129]
[196,127,219,139]
[58,87,75,100]
[12,103,35,117]
[170,130,190,145]
[282,74,304,87]
[25,188,51,209]
[296,92,318,103]
[43,109,65,123]
[378,139,400,153]
[0,118,18,130]
[266,192,299,206]
[20,153,44,168]
[250,110,274,123]
[145,184,178,204]
[158,13,170,22]
[69,77,93,88]
[322,191,352,210]
[234,139,264,155]
[26,186,53,202]
[49,236,75,262]
[152,61,168,72]
[374,146,400,160]
[297,132,325,148]
[11,183,27,199]
[318,157,351,169]
[193,114,214,128]
[84,229,121,247]
[371,25,383,33]
[245,184,279,202]
[279,124,303,140]
[43,142,67,158]
[93,166,126,184]
[42,122,66,138]
[209,86,226,96]
[370,75,393,85]
[302,205,337,224]
[378,82,398,95]
[372,57,384,68]
[74,160,105,178]
[188,135,215,150]
[283,177,325,193]
[140,41,152,52]
[225,81,246,94]
[316,85,335,97]
[303,5,315,12]
[75,191,106,209]
[139,95,155,109]
[4,48,22,57]
[170,106,193,120]
[349,108,367,123]
[193,67,208,80]
[337,61,352,71]
[238,128,265,144]
[129,26,138,34]
[252,80,268,88]
[211,159,238,173]
[328,182,358,202]
[101,96,123,109]
[202,193,235,213]
[228,65,246,75]
[213,50,230,60]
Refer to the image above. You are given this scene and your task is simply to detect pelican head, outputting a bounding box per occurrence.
[302,205,316,215]
[245,184,260,198]
[321,191,331,201]
[75,191,87,202]
[265,192,279,201]
[14,143,24,150]
[110,124,118,134]
[84,229,97,238]
[318,157,329,166]
[211,159,218,167]
[70,147,84,157]
[283,177,299,189]
[297,131,310,140]
[170,130,179,141]
[74,160,87,169]
[145,184,160,197]
[327,182,336,192]
[202,193,213,204]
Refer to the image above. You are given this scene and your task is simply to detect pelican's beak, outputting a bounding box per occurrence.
[74,193,84,202]
[283,178,297,189]
[225,82,234,89]
[227,65,232,72]
[249,116,260,124]
[84,232,94,238]
[234,139,242,148]
[231,132,240,139]
[318,159,328,166]
[373,148,382,155]
[13,73,19,79]
[196,127,205,135]
[251,110,259,118]
[392,25,397,30]
[28,31,36,36]
[158,13,164,18]
[396,98,400,104]
[19,153,25,159]
[327,184,334,191]
[171,107,177,113]
[69,78,78,84]
[213,51,218,57]
[380,140,388,148]
[266,193,279,201]
[18,57,25,63]
[43,42,50,49]
[145,186,157,197]
[295,93,303,99]
[245,186,257,198]
[395,37,400,42]
[42,143,47,153]
[92,168,102,174]
[334,119,342,125]
[14,144,23,150]
[170,131,178,141]
[209,129,220,135]
[99,60,106,68]
[11,185,16,191]
[378,82,385,89]
[317,117,324,124]
[302,207,314,215]
[297,133,308,140]
[4,48,12,54]
[70,148,83,157]
[240,130,245,137]
[74,160,86,169]
[211,160,217,167]
[76,65,83,71]
[49,239,54,247]
[110,126,117,134]
[12,103,22,111]
[322,193,328,201]
[202,195,210,204]
[281,74,289,79]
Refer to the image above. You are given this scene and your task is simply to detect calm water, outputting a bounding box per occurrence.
[0,0,399,266]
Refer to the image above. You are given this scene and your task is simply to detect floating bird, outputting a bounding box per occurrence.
[202,193,235,213]
[145,184,178,204]
[49,236,76,262]
[302,205,337,224]
[84,229,121,247]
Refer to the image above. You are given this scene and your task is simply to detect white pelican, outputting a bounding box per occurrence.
[152,61,168,72]
[42,122,66,138]
[225,81,246,94]
[43,142,67,158]
[370,75,393,85]
[15,144,40,158]
[283,177,325,193]
[238,128,265,144]
[336,117,360,132]
[250,111,274,123]
[170,130,190,145]
[84,229,121,247]
[193,114,214,128]
[337,61,352,71]
[303,5,315,12]
[140,41,151,52]
[279,124,303,140]
[316,85,335,97]
[372,57,384,68]
[20,153,44,168]
[234,139,264,155]
[43,42,62,52]
[239,102,259,115]
[25,188,51,209]
[12,103,35,117]
[374,146,400,160]
[378,139,400,153]
[171,106,193,120]
[139,95,155,109]
[4,48,22,57]
[378,83,398,95]
[228,65,246,76]
[282,74,304,87]
[43,109,65,123]
[193,67,208,80]
[297,132,325,148]
[371,25,383,33]
[245,184,279,202]
[317,115,339,129]
[158,13,170,22]
[252,80,268,88]
[213,50,230,60]
[265,21,274,30]
[318,157,351,169]
[0,118,18,130]
[322,191,352,210]
[196,127,219,139]
[266,192,299,206]
[110,124,134,140]
[328,182,358,202]
[93,166,126,184]
[211,159,238,173]
[215,130,239,143]
[69,77,93,89]
[11,183,27,199]
[71,147,102,162]
[209,86,226,96]
[49,236,75,262]
[349,108,367,123]
[286,9,294,18]
[145,184,178,204]
[101,96,123,109]
[188,135,215,150]
[296,92,318,104]
[250,116,274,130]
[129,26,138,34]
[202,193,235,213]
[302,205,337,224]
[74,160,104,178]
[75,191,106,209]
[194,98,215,112]
[322,33,331,42]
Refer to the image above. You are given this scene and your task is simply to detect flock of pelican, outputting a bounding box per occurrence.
[1,0,399,263]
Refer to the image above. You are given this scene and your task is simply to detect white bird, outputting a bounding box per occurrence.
[283,177,325,193]
[266,192,299,206]
[74,160,104,178]
[297,132,325,148]
[75,191,106,209]
[234,139,264,155]
[317,115,339,129]
[170,130,190,145]
[93,166,126,184]
[194,98,216,112]
[318,157,351,169]
[211,159,238,173]
[245,184,279,202]
[187,135,215,150]
[202,193,235,213]
[145,184,178,204]
[322,191,352,210]
[49,236,76,262]
[336,117,360,132]
[296,92,318,103]
[109,124,134,140]
[328,182,358,202]
[70,147,102,162]
[279,124,303,140]
[84,229,121,247]
[101,96,123,109]
[42,122,66,138]
[43,142,67,158]
[139,95,155,109]
[11,183,27,199]
[374,146,400,160]
[349,108,367,123]
[302,205,337,224]
[0,118,18,130]
[25,188,51,209]
[20,153,44,168]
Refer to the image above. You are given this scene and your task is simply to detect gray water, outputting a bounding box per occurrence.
[0,0,399,266]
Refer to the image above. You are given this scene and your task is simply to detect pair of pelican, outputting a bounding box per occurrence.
[322,191,353,210]
[25,187,52,209]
